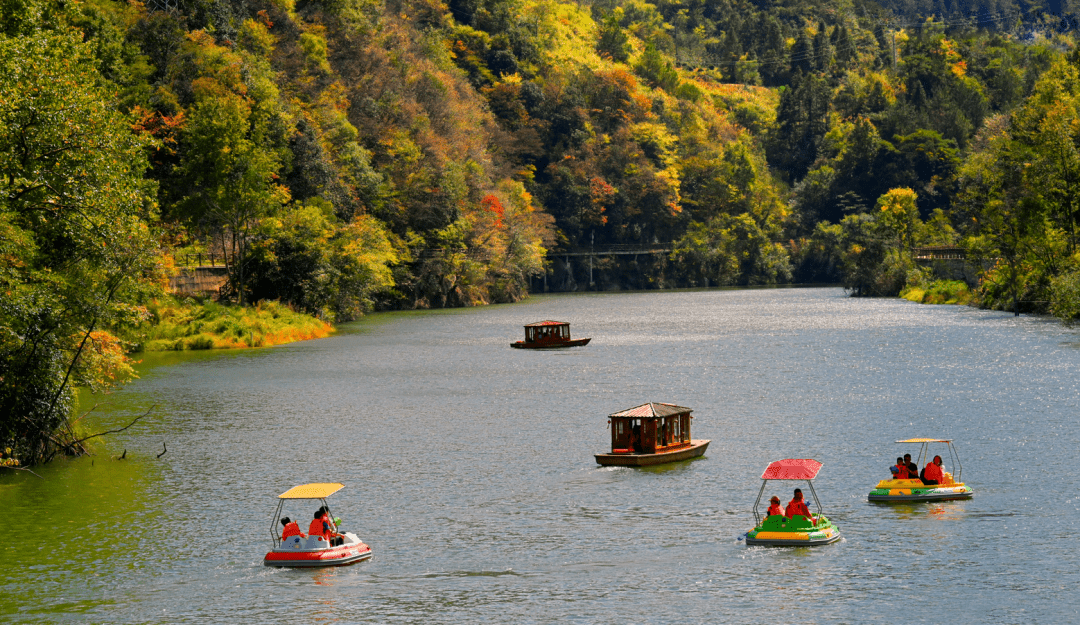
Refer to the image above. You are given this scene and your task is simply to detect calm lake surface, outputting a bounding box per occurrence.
[3,287,1080,623]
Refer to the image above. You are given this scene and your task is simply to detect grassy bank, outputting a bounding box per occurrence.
[901,280,974,306]
[131,299,333,352]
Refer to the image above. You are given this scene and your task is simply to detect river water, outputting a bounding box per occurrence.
[2,287,1079,623]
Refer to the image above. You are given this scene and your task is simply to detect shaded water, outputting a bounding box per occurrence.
[2,287,1079,623]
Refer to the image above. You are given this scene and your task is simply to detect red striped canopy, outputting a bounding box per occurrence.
[760,459,823,480]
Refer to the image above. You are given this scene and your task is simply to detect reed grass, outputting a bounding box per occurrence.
[901,280,973,305]
[134,299,333,352]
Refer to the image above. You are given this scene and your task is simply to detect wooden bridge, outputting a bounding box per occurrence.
[913,246,966,260]
[553,243,673,257]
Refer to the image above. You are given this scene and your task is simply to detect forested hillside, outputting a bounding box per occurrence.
[6,0,1080,463]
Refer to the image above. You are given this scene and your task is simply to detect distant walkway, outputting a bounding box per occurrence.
[553,244,673,257]
[913,246,966,260]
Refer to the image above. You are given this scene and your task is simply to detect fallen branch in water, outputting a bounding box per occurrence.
[156,442,167,458]
[71,404,156,446]
[0,466,44,479]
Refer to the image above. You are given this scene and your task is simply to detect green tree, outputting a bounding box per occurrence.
[597,12,630,63]
[171,36,290,305]
[0,30,161,464]
[634,41,679,92]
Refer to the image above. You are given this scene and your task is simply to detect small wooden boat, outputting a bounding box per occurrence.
[868,438,974,502]
[511,320,591,349]
[744,459,842,547]
[594,402,710,466]
[263,483,373,568]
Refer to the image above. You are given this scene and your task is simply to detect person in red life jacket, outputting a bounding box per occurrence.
[280,517,306,540]
[309,509,343,547]
[922,455,945,485]
[891,457,910,479]
[785,488,816,526]
[320,506,340,533]
[766,495,784,517]
[308,511,330,542]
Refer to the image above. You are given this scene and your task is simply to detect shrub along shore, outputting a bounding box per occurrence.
[130,299,333,352]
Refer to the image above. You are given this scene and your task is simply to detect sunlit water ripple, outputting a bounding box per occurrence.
[2,287,1079,623]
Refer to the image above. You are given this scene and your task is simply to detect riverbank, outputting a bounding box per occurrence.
[900,279,974,305]
[130,298,333,351]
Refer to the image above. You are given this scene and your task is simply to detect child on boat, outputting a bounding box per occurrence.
[890,457,910,479]
[280,517,306,540]
[766,496,784,517]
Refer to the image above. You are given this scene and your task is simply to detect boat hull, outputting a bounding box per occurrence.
[867,479,974,502]
[511,338,591,349]
[595,440,710,466]
[745,516,841,547]
[745,530,842,547]
[264,533,373,568]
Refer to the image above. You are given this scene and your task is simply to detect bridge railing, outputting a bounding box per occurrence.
[913,246,966,260]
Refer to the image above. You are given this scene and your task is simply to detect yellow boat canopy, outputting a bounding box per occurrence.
[896,438,952,443]
[277,483,344,499]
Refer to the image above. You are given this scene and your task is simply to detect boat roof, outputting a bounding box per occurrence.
[523,320,569,327]
[277,483,344,499]
[609,402,693,418]
[896,438,952,443]
[760,459,823,480]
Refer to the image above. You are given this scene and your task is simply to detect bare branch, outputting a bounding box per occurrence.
[70,404,156,446]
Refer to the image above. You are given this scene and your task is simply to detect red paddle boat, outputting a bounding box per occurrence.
[263,483,373,567]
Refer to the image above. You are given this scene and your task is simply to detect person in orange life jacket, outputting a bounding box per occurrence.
[309,511,342,546]
[314,508,344,546]
[891,457,910,479]
[766,496,784,517]
[785,488,816,525]
[280,517,306,540]
[922,455,945,485]
[317,506,337,533]
[318,506,344,545]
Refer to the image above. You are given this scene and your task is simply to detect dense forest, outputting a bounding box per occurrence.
[5,0,1080,463]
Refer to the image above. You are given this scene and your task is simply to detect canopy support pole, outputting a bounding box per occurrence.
[270,499,284,547]
[950,442,963,482]
[752,480,767,525]
[806,480,824,518]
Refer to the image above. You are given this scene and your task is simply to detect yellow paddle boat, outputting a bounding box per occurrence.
[868,438,974,502]
[744,459,841,547]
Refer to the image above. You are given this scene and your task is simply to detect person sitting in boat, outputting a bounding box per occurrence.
[766,496,784,517]
[280,517,306,540]
[921,455,945,485]
[317,506,338,532]
[890,457,910,479]
[904,454,918,478]
[785,489,816,526]
[309,510,344,547]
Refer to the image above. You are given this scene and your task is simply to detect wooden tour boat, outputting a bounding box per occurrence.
[594,402,710,467]
[511,320,591,349]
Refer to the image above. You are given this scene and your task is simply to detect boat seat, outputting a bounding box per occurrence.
[304,535,330,550]
[280,535,304,549]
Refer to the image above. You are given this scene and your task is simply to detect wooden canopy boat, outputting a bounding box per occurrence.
[511,320,591,349]
[263,483,373,568]
[744,459,841,547]
[868,438,974,502]
[594,402,710,466]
